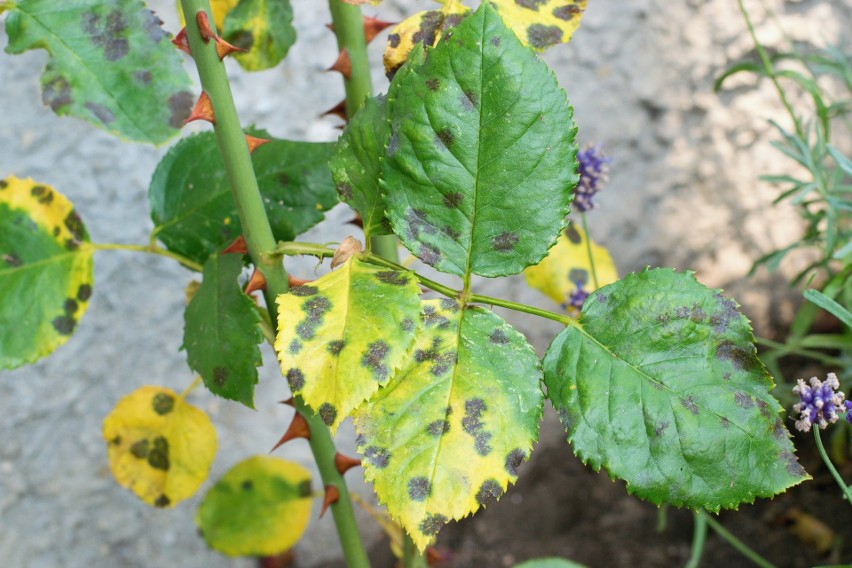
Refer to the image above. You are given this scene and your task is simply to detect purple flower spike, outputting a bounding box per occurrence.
[792,373,845,432]
[560,281,590,317]
[845,400,852,425]
[573,143,612,213]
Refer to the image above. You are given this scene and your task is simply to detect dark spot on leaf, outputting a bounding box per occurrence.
[553,5,582,20]
[388,33,401,48]
[780,451,807,477]
[720,417,730,429]
[277,173,290,187]
[130,439,149,459]
[461,90,477,111]
[148,437,169,470]
[304,296,332,318]
[756,399,771,418]
[241,480,253,490]
[168,91,194,128]
[336,182,353,201]
[475,479,502,505]
[411,11,442,47]
[290,285,319,297]
[405,208,438,240]
[0,180,7,189]
[400,318,414,332]
[43,76,73,112]
[490,36,501,47]
[327,340,346,356]
[419,513,448,536]
[52,315,76,335]
[64,210,86,243]
[287,368,305,391]
[31,185,53,204]
[425,78,440,91]
[213,367,228,387]
[152,393,175,415]
[716,341,759,372]
[142,10,168,43]
[772,418,786,440]
[440,297,460,312]
[443,225,461,240]
[85,102,115,125]
[734,392,753,408]
[227,30,254,51]
[408,476,431,501]
[435,128,455,148]
[3,253,22,267]
[515,0,547,9]
[154,494,171,508]
[375,271,409,286]
[462,399,486,436]
[298,479,312,497]
[361,341,390,381]
[419,244,442,266]
[289,339,302,354]
[421,305,449,328]
[528,24,563,49]
[690,306,706,323]
[681,396,699,416]
[319,403,338,426]
[110,436,121,445]
[654,422,669,437]
[565,224,582,243]
[81,10,129,61]
[64,299,78,314]
[296,321,316,340]
[505,449,526,476]
[364,446,390,468]
[556,408,573,431]
[475,432,493,456]
[442,192,463,208]
[492,232,519,252]
[489,329,509,344]
[133,71,153,87]
[426,420,450,436]
[568,268,589,285]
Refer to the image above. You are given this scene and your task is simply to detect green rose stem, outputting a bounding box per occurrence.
[698,511,777,568]
[813,427,852,506]
[685,510,707,568]
[580,213,599,289]
[177,2,369,565]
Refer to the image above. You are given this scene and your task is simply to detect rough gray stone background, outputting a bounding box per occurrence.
[1,1,849,567]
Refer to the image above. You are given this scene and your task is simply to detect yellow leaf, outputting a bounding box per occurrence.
[490,0,588,51]
[524,223,617,316]
[177,0,238,30]
[383,2,470,78]
[103,386,217,508]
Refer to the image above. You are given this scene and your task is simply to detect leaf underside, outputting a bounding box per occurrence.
[0,176,93,369]
[543,269,809,510]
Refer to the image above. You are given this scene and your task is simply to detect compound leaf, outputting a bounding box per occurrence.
[103,386,217,508]
[196,456,312,557]
[543,269,809,510]
[4,0,192,144]
[524,223,617,316]
[183,253,262,408]
[383,2,578,278]
[490,0,587,51]
[274,258,422,433]
[222,0,296,71]
[0,176,93,369]
[149,131,337,266]
[354,299,543,550]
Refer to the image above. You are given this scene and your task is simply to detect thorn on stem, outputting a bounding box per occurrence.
[321,99,348,122]
[279,397,294,406]
[244,269,268,294]
[223,235,248,255]
[245,134,272,154]
[215,38,246,60]
[288,275,313,287]
[172,28,191,55]
[185,91,215,125]
[195,11,216,43]
[320,485,340,518]
[270,413,311,452]
[363,16,395,43]
[327,49,352,80]
[334,452,362,475]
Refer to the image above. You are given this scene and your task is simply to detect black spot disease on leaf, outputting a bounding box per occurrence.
[387,33,401,48]
[52,315,76,335]
[400,318,415,332]
[290,285,319,297]
[327,339,346,356]
[3,253,22,267]
[442,192,463,209]
[425,77,440,91]
[412,11,442,47]
[147,436,170,471]
[361,341,391,381]
[527,24,563,49]
[514,0,547,9]
[64,210,86,242]
[152,393,175,415]
[654,421,669,437]
[716,341,759,372]
[408,476,431,501]
[31,184,53,204]
[242,480,253,491]
[167,91,194,128]
[435,128,455,148]
[475,479,503,505]
[130,439,149,458]
[133,70,153,85]
[64,299,78,315]
[461,90,477,112]
[565,223,582,243]
[426,419,450,436]
[289,339,302,354]
[681,396,699,416]
[439,297,460,312]
[462,398,492,455]
[375,271,410,286]
[553,5,582,20]
[286,368,305,391]
[780,450,807,477]
[492,232,519,252]
[336,182,353,201]
[319,403,338,426]
[77,284,93,302]
[505,448,526,476]
[154,494,171,508]
[213,367,228,387]
[81,10,130,61]
[227,31,255,51]
[734,392,754,409]
[419,513,448,536]
[298,479,312,497]
[489,329,509,344]
[364,445,390,468]
[85,102,116,125]
[141,10,169,43]
[405,208,438,240]
[419,244,442,266]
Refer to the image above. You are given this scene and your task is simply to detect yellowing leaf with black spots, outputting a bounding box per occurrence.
[222,0,296,71]
[524,223,617,316]
[354,299,544,550]
[103,386,217,508]
[0,176,93,369]
[196,456,312,557]
[383,1,470,79]
[274,258,421,433]
[177,0,238,30]
[490,0,588,51]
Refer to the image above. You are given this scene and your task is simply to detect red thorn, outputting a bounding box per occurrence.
[334,452,362,475]
[246,134,271,154]
[320,485,340,519]
[347,215,364,229]
[185,91,216,125]
[426,547,446,564]
[270,413,311,452]
[195,11,216,42]
[223,235,248,255]
[278,397,294,406]
[327,49,352,80]
[321,99,348,122]
[363,16,395,44]
[172,28,191,55]
[215,37,246,60]
[288,275,313,287]
[244,268,268,295]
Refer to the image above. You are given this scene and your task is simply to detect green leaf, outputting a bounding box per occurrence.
[149,131,337,265]
[222,0,296,71]
[0,176,94,369]
[828,145,852,176]
[354,299,543,550]
[543,269,809,511]
[103,385,217,508]
[514,559,588,568]
[274,258,422,433]
[183,253,262,408]
[329,95,392,238]
[196,456,312,557]
[4,0,193,144]
[489,0,587,51]
[383,2,578,278]
[804,289,852,328]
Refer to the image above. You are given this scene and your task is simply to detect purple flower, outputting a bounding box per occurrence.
[560,281,589,317]
[573,143,612,213]
[793,373,845,432]
[845,400,852,425]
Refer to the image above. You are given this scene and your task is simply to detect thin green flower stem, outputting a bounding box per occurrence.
[89,243,203,272]
[813,427,852,506]
[580,213,599,289]
[685,510,708,568]
[178,3,369,566]
[699,511,777,568]
[403,534,429,568]
[754,336,844,366]
[736,0,804,139]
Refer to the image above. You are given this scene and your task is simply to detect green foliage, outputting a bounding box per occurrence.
[4,0,192,144]
[222,0,296,71]
[383,2,578,278]
[354,299,543,550]
[0,176,94,369]
[183,252,262,408]
[514,559,588,568]
[149,131,338,266]
[544,269,808,510]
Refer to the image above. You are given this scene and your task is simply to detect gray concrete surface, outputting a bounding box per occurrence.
[1,1,849,567]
